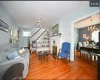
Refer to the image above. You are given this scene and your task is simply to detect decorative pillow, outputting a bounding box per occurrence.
[19,50,23,54]
[7,51,19,60]
[19,48,25,54]
[22,48,25,53]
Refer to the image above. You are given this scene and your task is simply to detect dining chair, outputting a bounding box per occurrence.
[78,42,83,51]
[58,42,70,63]
[83,41,89,47]
[90,47,98,61]
[80,42,89,59]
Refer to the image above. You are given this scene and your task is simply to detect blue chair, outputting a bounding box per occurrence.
[58,42,70,61]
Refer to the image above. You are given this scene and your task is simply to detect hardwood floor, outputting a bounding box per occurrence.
[25,52,97,80]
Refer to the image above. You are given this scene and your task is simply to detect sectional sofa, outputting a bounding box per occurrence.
[0,43,30,79]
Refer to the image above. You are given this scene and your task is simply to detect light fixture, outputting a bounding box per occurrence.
[36,13,44,28]
[88,17,98,32]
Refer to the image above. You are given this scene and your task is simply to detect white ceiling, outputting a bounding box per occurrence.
[0,1,89,28]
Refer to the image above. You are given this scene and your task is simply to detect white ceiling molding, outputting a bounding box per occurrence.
[74,13,100,28]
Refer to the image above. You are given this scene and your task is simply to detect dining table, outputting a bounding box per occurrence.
[79,46,100,61]
[80,46,99,55]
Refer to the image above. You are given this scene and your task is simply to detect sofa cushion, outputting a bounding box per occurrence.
[4,48,17,55]
[18,46,23,50]
[7,51,19,60]
[0,43,10,52]
[10,43,16,48]
[4,49,9,52]
[0,52,7,63]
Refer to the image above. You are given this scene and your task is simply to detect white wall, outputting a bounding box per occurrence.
[74,28,79,50]
[31,27,40,36]
[0,6,18,44]
[0,30,9,44]
[53,7,99,61]
[19,27,46,47]
[59,18,71,47]
[59,7,99,43]
[18,27,30,47]
[50,36,60,54]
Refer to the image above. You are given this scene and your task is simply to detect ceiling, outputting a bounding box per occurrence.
[0,1,89,28]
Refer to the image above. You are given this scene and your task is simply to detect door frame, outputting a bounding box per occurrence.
[70,10,99,61]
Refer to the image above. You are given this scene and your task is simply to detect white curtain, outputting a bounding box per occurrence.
[92,30,99,42]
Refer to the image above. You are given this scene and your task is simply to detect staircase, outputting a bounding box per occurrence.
[30,28,50,52]
[30,28,46,41]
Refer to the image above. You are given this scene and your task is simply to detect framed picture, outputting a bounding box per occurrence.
[0,19,9,32]
[83,34,86,38]
[52,24,59,36]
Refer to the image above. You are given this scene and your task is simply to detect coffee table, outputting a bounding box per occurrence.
[38,51,48,63]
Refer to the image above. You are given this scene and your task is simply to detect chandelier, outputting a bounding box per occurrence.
[36,13,44,28]
[88,18,98,32]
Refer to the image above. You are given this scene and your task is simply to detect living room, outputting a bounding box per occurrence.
[0,1,99,80]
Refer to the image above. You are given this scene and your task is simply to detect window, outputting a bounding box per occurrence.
[23,31,30,37]
[92,30,99,42]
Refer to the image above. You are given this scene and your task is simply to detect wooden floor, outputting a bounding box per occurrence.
[25,52,97,80]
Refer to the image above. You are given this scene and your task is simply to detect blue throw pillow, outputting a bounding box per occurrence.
[7,51,19,60]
